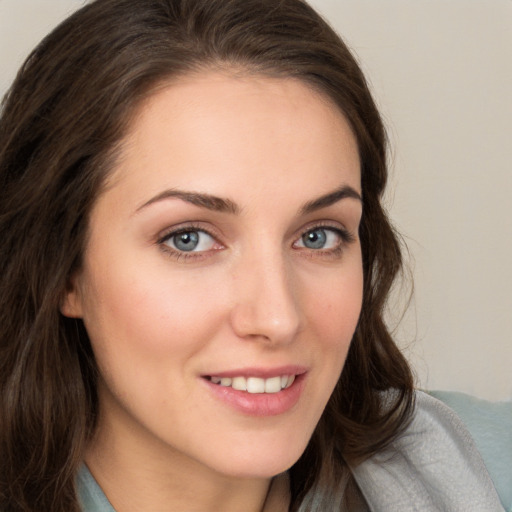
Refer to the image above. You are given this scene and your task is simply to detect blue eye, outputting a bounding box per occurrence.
[164,230,216,252]
[296,227,343,250]
[302,229,327,249]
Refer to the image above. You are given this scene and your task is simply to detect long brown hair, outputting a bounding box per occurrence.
[0,0,414,510]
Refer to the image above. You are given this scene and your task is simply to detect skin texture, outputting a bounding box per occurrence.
[62,72,363,512]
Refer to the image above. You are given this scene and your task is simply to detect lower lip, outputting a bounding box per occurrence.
[202,374,306,417]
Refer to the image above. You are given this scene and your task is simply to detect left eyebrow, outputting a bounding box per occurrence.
[135,189,240,215]
[300,185,362,214]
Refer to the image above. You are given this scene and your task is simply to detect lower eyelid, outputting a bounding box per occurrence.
[158,226,221,253]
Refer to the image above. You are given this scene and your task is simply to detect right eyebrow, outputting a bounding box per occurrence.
[135,189,240,215]
[300,185,362,215]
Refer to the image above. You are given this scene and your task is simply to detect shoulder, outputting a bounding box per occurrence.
[351,390,505,512]
[428,390,512,511]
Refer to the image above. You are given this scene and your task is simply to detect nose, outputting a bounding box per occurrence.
[229,249,302,345]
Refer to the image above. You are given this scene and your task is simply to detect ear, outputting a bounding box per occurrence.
[60,273,84,318]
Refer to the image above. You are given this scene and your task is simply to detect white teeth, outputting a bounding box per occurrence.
[264,376,282,393]
[247,377,265,393]
[231,376,247,391]
[209,375,296,393]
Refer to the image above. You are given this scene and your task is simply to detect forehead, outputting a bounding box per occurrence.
[107,71,361,207]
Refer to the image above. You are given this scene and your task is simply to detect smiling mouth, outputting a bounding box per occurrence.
[204,375,295,394]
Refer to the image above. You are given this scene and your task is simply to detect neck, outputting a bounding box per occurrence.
[85,410,276,512]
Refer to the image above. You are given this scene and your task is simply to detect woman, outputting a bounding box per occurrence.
[0,0,502,511]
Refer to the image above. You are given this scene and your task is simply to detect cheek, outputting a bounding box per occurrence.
[305,258,363,344]
[315,262,363,375]
[80,261,230,379]
[291,264,363,439]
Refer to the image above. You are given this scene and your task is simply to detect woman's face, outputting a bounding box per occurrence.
[62,72,363,480]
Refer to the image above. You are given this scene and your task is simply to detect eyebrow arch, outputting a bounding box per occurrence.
[136,184,361,216]
[300,185,362,214]
[136,189,240,215]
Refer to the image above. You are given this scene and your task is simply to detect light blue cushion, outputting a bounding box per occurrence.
[430,390,512,512]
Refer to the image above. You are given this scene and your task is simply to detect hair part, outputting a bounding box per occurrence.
[0,1,414,510]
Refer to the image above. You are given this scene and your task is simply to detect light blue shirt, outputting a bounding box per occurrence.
[77,465,116,512]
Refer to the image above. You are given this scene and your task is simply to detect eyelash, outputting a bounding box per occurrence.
[157,223,219,262]
[157,222,355,262]
[294,223,355,259]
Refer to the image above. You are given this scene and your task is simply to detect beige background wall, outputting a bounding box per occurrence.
[1,0,511,401]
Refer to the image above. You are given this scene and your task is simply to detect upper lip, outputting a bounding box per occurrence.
[201,365,308,379]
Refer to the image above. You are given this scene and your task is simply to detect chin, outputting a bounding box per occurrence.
[204,435,309,480]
